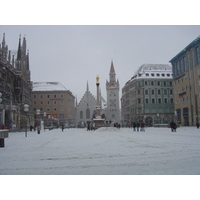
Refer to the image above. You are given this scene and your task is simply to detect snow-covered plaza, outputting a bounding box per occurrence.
[0,126,200,175]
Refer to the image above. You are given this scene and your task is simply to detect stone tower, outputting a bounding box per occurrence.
[106,61,120,123]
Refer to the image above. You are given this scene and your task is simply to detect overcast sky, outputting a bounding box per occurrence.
[1,25,200,101]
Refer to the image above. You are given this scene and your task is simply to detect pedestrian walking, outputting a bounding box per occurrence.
[133,122,136,131]
[62,124,64,132]
[196,122,199,129]
[136,122,140,131]
[140,122,145,132]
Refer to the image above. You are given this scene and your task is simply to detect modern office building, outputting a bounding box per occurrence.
[170,35,200,126]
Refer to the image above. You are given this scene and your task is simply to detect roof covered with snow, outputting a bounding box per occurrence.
[32,82,68,92]
[130,64,173,80]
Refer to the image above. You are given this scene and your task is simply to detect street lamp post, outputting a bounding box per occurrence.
[36,109,40,134]
[157,113,159,128]
[43,112,46,131]
[24,104,29,137]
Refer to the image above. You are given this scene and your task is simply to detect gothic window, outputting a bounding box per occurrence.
[80,111,83,119]
[86,108,90,119]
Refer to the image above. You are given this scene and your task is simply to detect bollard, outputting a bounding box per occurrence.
[0,138,5,148]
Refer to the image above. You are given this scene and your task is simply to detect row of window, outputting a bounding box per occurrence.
[143,89,173,95]
[33,107,65,112]
[175,96,189,104]
[144,80,172,86]
[33,94,64,99]
[173,46,200,78]
[138,98,173,104]
[33,100,64,105]
[145,73,172,77]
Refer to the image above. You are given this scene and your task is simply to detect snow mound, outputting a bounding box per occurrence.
[95,127,121,132]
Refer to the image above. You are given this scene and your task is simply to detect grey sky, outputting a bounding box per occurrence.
[1,25,200,101]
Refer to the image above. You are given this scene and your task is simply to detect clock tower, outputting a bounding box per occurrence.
[106,61,120,124]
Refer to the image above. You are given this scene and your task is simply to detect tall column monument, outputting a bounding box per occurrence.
[93,75,105,128]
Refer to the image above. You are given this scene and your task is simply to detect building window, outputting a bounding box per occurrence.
[138,98,141,104]
[60,114,64,119]
[196,46,200,64]
[164,98,167,103]
[80,111,83,119]
[40,95,43,98]
[86,108,90,118]
[146,73,149,76]
[54,108,57,111]
[157,81,160,86]
[170,98,173,103]
[138,90,140,95]
[54,101,57,105]
[47,108,50,111]
[164,81,166,86]
[158,98,161,104]
[34,95,36,98]
[54,95,57,98]
[151,90,154,95]
[145,99,149,104]
[145,90,148,95]
[47,95,50,98]
[60,107,64,111]
[145,81,148,86]
[164,90,167,95]
[60,94,64,98]
[158,90,161,95]
[60,100,64,105]
[170,89,173,95]
[152,98,155,104]
[151,81,154,86]
[40,101,43,105]
[34,101,36,105]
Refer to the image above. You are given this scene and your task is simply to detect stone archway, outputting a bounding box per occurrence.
[145,116,153,127]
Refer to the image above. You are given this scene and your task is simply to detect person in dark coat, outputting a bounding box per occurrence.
[62,124,64,132]
[133,122,136,131]
[136,122,140,131]
[170,121,177,132]
[196,122,199,129]
[140,122,145,132]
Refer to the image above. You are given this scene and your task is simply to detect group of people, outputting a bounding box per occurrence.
[87,122,96,131]
[132,122,145,132]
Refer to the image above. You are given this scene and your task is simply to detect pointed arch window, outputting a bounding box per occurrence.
[86,108,90,119]
[80,111,83,119]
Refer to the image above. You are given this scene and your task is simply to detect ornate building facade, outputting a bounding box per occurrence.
[0,33,32,129]
[121,64,174,127]
[106,61,120,124]
[76,81,107,127]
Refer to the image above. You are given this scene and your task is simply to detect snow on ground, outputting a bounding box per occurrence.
[1,126,200,175]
